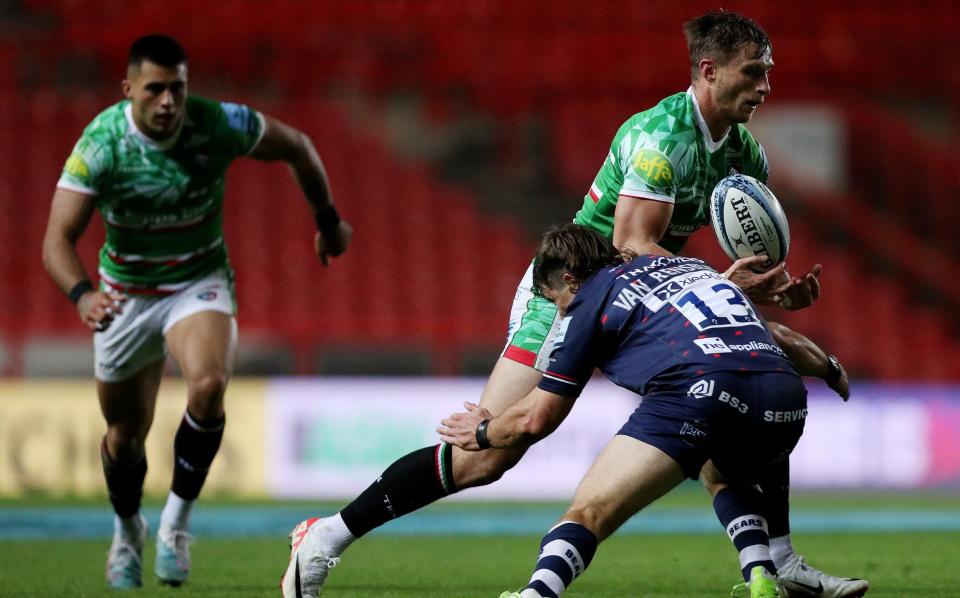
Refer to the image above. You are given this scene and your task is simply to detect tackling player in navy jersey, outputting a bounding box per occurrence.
[440,224,826,598]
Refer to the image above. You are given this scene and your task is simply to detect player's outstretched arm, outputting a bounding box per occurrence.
[42,189,126,331]
[438,389,576,450]
[768,321,849,400]
[249,115,352,265]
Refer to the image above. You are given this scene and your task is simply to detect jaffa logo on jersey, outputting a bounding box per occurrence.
[631,149,674,187]
[65,153,90,178]
[197,291,218,301]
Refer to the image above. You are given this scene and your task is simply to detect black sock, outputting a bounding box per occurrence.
[759,459,791,538]
[714,485,775,581]
[101,437,147,518]
[171,410,225,500]
[340,443,456,537]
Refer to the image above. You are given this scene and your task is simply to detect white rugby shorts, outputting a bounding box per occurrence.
[94,269,236,382]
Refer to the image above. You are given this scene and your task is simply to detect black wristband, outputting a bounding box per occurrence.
[825,354,842,384]
[68,280,95,304]
[475,419,491,449]
[313,206,341,237]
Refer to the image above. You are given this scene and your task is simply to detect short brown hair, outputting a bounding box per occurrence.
[684,10,770,79]
[129,34,187,68]
[532,224,622,297]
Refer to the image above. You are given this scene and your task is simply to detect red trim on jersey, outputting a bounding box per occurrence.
[543,370,578,383]
[589,187,601,203]
[503,345,537,367]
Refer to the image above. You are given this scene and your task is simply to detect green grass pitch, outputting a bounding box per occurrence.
[2,531,957,596]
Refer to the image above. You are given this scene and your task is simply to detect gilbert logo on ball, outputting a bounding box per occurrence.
[710,174,790,273]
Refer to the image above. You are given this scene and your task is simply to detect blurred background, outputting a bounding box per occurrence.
[1,0,959,501]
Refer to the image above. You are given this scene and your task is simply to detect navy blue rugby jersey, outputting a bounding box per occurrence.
[538,255,798,398]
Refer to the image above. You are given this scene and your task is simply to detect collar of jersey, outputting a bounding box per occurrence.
[686,86,729,154]
[125,102,184,151]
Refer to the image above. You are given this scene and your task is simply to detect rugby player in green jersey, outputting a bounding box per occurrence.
[282,12,866,598]
[42,35,351,589]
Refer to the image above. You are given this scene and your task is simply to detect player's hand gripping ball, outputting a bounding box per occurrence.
[710,174,790,273]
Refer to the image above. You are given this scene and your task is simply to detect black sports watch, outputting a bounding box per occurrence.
[824,354,843,384]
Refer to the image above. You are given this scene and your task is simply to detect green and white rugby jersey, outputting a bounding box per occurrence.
[574,88,768,254]
[57,95,264,291]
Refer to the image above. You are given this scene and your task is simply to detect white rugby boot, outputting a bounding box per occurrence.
[155,526,194,586]
[105,515,147,589]
[778,554,869,597]
[281,518,342,598]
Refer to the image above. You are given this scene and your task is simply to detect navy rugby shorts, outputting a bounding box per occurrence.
[618,371,807,481]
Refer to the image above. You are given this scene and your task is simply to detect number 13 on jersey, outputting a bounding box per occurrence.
[674,281,761,331]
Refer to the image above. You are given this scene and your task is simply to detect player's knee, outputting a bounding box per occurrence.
[700,462,729,497]
[105,427,146,462]
[701,477,727,497]
[186,370,229,402]
[184,371,228,421]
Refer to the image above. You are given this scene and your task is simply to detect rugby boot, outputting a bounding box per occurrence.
[155,527,194,586]
[106,515,147,589]
[731,565,784,598]
[778,554,869,597]
[281,518,341,597]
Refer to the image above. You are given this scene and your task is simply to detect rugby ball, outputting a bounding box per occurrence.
[710,174,790,273]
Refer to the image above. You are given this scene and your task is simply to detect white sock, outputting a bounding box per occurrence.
[114,514,144,544]
[769,534,795,568]
[324,513,357,555]
[159,491,194,532]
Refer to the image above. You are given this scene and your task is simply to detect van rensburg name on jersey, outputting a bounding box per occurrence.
[611,256,725,314]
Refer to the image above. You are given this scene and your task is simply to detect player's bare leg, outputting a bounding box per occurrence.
[342,355,538,535]
[507,437,685,597]
[165,310,235,419]
[156,310,236,585]
[565,436,685,540]
[99,358,164,589]
[283,356,542,597]
[99,359,164,469]
[450,356,541,487]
